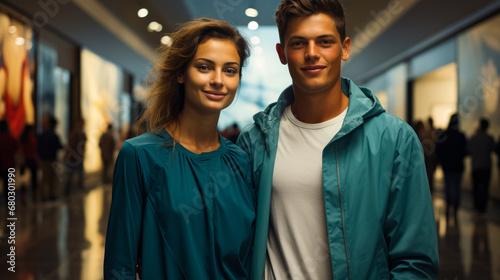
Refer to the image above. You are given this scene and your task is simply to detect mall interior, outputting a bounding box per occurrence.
[0,0,500,279]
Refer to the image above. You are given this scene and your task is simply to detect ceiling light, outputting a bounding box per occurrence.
[133,85,148,102]
[148,21,162,32]
[148,21,159,32]
[254,46,263,55]
[8,26,16,34]
[245,8,258,17]
[138,8,148,18]
[14,37,25,46]
[161,35,172,46]
[248,21,259,30]
[250,36,260,45]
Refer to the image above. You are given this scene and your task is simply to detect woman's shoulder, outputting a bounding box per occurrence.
[220,137,252,185]
[119,131,171,157]
[125,131,170,147]
[222,137,250,163]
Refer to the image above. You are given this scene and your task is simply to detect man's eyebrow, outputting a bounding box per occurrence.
[317,34,336,39]
[287,35,306,41]
[287,34,336,41]
[194,58,240,67]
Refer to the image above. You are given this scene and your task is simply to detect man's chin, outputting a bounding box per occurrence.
[293,82,332,95]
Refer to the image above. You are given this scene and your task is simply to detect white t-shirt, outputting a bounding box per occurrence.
[265,105,347,280]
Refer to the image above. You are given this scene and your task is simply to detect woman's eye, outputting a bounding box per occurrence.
[225,68,238,75]
[198,65,210,71]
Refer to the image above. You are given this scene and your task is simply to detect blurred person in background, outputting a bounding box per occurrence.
[436,113,467,225]
[222,122,241,143]
[496,136,500,170]
[0,120,19,205]
[467,118,495,213]
[38,114,62,201]
[425,117,439,193]
[414,119,439,193]
[65,118,87,194]
[19,124,38,202]
[99,123,116,184]
[104,18,255,279]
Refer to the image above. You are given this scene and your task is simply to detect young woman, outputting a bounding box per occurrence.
[103,18,255,279]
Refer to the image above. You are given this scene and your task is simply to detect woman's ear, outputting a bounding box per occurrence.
[177,72,184,84]
[276,43,287,65]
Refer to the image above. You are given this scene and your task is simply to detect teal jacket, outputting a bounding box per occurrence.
[237,77,439,280]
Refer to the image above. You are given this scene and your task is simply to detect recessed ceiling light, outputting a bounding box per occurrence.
[254,46,263,55]
[245,8,258,17]
[14,37,25,46]
[148,21,162,32]
[248,21,259,30]
[8,26,16,34]
[250,36,260,45]
[161,35,172,46]
[138,8,148,18]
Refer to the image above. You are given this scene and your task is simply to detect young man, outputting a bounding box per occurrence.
[237,0,439,279]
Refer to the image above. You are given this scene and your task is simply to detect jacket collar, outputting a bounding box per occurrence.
[335,77,386,140]
[252,77,386,145]
[252,85,293,133]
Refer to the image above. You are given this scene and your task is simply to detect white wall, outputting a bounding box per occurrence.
[413,63,457,129]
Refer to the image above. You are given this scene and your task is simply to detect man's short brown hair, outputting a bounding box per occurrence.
[275,0,346,45]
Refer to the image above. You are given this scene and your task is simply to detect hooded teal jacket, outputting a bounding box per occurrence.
[237,77,439,280]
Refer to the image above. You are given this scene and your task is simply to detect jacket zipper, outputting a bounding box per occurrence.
[335,144,351,279]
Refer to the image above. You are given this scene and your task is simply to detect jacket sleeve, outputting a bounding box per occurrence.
[103,141,145,279]
[385,130,439,279]
[236,127,252,155]
[236,125,269,280]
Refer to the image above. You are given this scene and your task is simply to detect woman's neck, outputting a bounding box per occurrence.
[168,108,221,154]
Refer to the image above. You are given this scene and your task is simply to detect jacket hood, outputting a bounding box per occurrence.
[253,77,386,139]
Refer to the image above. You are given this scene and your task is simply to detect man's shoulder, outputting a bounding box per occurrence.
[41,131,61,141]
[365,112,414,132]
[471,132,495,143]
[239,122,259,137]
[356,112,420,149]
[238,122,268,145]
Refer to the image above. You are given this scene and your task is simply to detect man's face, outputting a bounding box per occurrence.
[277,13,350,95]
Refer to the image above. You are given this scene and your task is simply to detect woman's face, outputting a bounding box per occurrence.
[178,38,241,115]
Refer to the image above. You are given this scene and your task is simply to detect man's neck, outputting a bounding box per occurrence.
[291,83,349,124]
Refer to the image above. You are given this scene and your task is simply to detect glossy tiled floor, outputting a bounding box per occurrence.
[0,174,499,280]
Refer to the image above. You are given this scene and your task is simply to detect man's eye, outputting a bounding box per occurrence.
[290,41,305,47]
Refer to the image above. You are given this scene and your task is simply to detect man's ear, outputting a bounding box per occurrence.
[341,37,351,61]
[276,43,287,65]
[177,72,184,84]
